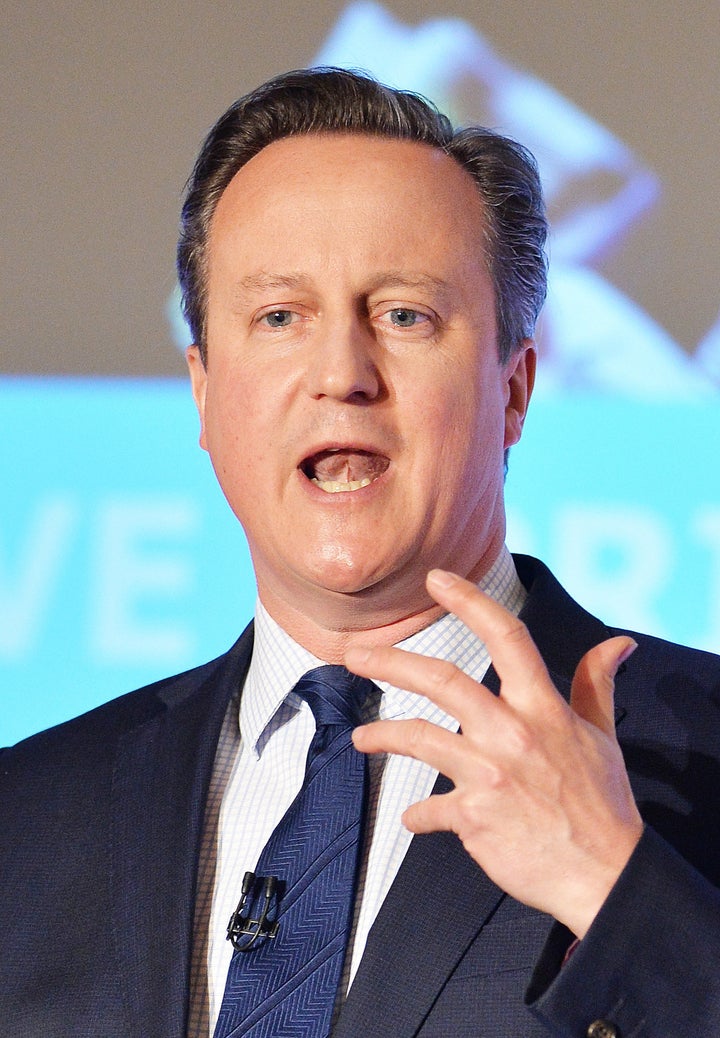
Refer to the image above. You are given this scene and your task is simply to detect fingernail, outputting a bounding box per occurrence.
[427,568,459,589]
[616,640,638,667]
[609,639,638,678]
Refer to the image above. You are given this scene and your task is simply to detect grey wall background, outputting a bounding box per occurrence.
[3,0,720,377]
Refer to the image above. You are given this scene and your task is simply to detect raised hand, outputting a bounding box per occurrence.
[346,568,643,938]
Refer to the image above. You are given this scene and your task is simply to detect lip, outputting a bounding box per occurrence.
[296,440,392,494]
[297,439,392,468]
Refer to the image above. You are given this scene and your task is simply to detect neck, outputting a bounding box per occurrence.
[255,547,504,662]
[258,596,447,663]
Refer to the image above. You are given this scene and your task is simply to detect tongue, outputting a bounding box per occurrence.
[312,449,387,483]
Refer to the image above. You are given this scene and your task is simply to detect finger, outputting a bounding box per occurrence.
[345,643,494,728]
[570,636,637,736]
[352,717,472,781]
[401,792,458,835]
[425,569,553,707]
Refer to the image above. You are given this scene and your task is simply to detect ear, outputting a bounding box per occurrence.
[186,345,209,451]
[503,340,536,450]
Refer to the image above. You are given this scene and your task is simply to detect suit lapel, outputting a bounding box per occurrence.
[337,668,507,1038]
[334,772,506,1038]
[110,626,254,1037]
[514,554,616,689]
[513,554,629,726]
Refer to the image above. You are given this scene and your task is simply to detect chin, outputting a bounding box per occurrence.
[303,550,389,597]
[308,569,379,597]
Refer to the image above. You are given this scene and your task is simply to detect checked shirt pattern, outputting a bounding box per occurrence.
[213,666,373,1038]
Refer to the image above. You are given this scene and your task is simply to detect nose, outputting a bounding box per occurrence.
[305,315,382,403]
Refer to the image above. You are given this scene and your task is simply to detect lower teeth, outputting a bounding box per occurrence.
[311,476,373,493]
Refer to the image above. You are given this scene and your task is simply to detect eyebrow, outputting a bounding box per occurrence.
[232,272,314,299]
[365,271,454,314]
[365,271,450,295]
[233,270,451,297]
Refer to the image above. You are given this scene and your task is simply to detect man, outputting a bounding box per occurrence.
[2,68,720,1038]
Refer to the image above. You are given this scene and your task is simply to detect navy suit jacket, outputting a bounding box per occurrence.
[2,555,720,1037]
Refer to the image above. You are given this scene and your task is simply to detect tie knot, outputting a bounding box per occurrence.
[293,665,370,730]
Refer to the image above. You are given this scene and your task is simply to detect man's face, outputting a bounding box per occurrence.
[188,133,533,629]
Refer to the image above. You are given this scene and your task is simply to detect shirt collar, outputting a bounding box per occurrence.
[241,545,526,754]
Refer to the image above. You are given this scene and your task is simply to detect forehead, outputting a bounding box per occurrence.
[208,133,489,276]
[220,131,480,203]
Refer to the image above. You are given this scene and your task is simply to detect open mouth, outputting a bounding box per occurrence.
[300,448,390,494]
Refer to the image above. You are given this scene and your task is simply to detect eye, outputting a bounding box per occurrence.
[262,309,295,328]
[389,308,421,328]
[379,307,436,335]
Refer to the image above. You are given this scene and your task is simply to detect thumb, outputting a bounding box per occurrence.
[570,636,637,736]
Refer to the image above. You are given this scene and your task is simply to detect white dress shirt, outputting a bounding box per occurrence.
[187,546,526,1037]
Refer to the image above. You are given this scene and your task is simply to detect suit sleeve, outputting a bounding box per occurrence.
[525,825,720,1037]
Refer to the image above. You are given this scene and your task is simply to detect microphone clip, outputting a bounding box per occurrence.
[226,871,281,952]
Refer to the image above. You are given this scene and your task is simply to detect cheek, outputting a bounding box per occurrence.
[202,388,246,475]
[205,371,255,438]
[204,384,284,501]
[430,386,505,488]
[407,394,472,491]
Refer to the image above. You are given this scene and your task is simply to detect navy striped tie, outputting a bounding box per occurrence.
[213,665,372,1038]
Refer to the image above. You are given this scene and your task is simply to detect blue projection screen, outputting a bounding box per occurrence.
[3,377,719,745]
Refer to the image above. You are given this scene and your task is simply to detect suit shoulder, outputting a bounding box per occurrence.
[613,626,720,688]
[513,554,720,707]
[2,624,254,765]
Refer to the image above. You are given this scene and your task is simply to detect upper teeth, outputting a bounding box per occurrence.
[312,476,374,493]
